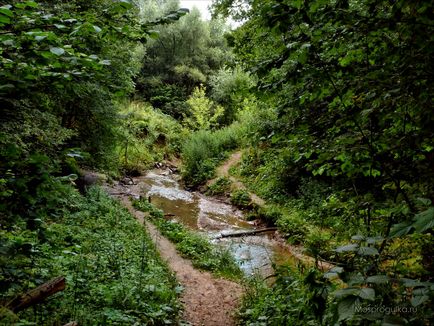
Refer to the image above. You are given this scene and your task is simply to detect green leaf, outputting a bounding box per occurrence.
[366,275,389,284]
[411,295,429,307]
[93,25,102,33]
[336,244,358,253]
[389,221,413,237]
[412,207,434,233]
[357,246,379,256]
[338,296,359,321]
[0,14,11,24]
[24,1,38,8]
[358,288,375,301]
[50,47,65,56]
[334,287,361,298]
[0,8,13,17]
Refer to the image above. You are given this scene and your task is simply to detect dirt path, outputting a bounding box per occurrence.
[209,152,334,271]
[118,196,243,326]
[211,151,265,206]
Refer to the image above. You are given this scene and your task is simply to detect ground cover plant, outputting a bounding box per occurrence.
[133,197,243,280]
[1,187,181,325]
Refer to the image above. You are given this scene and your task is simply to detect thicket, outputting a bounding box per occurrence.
[213,0,434,324]
[1,187,181,324]
[0,0,188,322]
[181,124,242,187]
[118,101,187,174]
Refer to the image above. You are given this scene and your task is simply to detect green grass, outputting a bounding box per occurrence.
[181,124,242,187]
[205,176,232,196]
[133,197,243,280]
[1,187,181,325]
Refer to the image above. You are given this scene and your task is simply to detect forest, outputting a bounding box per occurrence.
[0,0,433,325]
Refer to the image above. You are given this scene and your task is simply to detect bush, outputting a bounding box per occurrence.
[117,101,187,174]
[230,189,251,209]
[276,210,309,244]
[206,177,232,196]
[181,125,241,187]
[1,187,181,325]
[239,267,331,326]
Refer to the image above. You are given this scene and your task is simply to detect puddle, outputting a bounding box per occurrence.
[129,170,297,277]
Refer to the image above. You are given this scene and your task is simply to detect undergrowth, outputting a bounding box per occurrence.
[238,267,334,326]
[181,123,242,187]
[1,187,181,325]
[133,197,243,280]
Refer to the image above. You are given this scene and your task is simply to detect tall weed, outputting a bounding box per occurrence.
[181,124,242,186]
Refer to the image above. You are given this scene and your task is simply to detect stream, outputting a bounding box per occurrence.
[113,169,297,277]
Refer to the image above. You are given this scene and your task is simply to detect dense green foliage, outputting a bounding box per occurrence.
[118,101,186,174]
[2,0,434,324]
[1,187,180,324]
[0,1,187,323]
[136,1,231,119]
[181,123,242,187]
[133,198,243,279]
[213,0,434,324]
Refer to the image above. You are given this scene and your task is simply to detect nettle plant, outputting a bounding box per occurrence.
[328,227,433,325]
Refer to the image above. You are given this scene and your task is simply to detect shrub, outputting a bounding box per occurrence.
[276,210,309,244]
[117,101,187,174]
[181,125,241,187]
[230,189,251,209]
[1,187,181,325]
[206,177,232,196]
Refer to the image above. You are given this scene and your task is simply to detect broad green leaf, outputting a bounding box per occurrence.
[412,207,434,233]
[0,14,11,24]
[366,275,389,284]
[338,296,359,321]
[50,47,65,56]
[0,8,13,17]
[334,287,361,298]
[24,1,38,8]
[357,246,379,256]
[358,288,375,301]
[411,295,429,307]
[389,221,413,237]
[335,243,358,253]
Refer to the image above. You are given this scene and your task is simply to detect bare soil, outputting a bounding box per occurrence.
[118,196,244,326]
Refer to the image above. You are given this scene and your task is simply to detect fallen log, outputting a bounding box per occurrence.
[214,227,278,239]
[7,276,66,313]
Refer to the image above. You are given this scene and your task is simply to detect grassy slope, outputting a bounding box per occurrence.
[2,187,180,325]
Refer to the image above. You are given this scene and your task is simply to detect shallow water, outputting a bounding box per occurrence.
[135,170,297,277]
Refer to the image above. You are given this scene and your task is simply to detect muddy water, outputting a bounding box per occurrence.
[126,170,297,277]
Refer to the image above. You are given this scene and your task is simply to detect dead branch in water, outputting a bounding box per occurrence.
[213,228,278,239]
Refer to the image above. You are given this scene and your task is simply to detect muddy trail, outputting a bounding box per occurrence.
[119,198,243,326]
